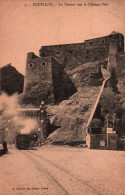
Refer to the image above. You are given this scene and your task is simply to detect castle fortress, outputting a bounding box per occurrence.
[23,31,125,105]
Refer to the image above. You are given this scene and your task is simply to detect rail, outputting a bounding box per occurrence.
[86,68,110,147]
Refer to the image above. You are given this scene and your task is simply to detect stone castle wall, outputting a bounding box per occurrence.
[39,35,110,70]
[83,36,109,62]
[39,32,124,71]
[24,54,52,93]
[117,52,125,77]
[51,57,77,102]
[23,31,124,105]
[108,32,124,71]
[23,53,77,104]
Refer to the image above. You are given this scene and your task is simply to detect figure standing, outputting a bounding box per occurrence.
[2,141,8,154]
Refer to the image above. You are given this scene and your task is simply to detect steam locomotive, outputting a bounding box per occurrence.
[15,133,38,149]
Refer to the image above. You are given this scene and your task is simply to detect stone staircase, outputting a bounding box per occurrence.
[85,67,111,147]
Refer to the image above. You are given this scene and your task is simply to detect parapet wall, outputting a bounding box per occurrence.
[39,37,109,70]
[39,32,124,70]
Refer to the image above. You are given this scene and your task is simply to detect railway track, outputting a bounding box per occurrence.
[23,150,100,195]
[23,151,70,195]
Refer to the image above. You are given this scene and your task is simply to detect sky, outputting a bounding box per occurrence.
[0,0,125,75]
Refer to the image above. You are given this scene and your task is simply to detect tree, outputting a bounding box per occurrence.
[91,118,103,128]
[100,88,121,116]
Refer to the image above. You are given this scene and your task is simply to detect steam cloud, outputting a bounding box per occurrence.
[0,93,39,143]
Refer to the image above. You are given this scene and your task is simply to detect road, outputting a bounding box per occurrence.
[0,145,125,195]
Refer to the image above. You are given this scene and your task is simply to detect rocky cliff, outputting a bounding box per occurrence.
[0,64,24,95]
[46,86,102,145]
[45,61,106,144]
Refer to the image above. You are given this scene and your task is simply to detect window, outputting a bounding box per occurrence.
[29,63,33,68]
[86,50,89,54]
[68,50,74,54]
[90,42,93,45]
[42,62,46,66]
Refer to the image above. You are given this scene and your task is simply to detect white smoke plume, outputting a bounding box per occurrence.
[0,93,39,143]
[0,93,20,115]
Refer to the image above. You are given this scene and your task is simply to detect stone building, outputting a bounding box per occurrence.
[23,31,125,105]
[23,53,77,105]
[39,31,124,70]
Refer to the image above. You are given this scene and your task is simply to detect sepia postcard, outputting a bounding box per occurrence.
[0,0,125,194]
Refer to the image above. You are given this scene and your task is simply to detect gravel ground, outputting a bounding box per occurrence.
[0,145,125,195]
